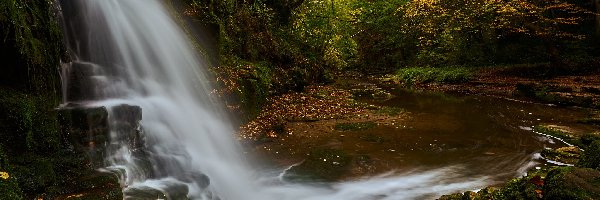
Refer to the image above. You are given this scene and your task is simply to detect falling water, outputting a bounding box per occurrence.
[59,0,494,199]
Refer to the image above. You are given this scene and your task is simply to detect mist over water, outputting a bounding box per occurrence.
[60,0,506,199]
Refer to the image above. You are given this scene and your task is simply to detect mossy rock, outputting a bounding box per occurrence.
[544,167,600,199]
[541,147,580,165]
[285,148,352,182]
[580,133,600,147]
[0,146,24,200]
[578,140,600,169]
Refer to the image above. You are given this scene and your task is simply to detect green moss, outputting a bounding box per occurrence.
[580,133,600,147]
[0,146,24,200]
[335,121,376,131]
[491,177,538,200]
[578,140,600,169]
[0,0,65,94]
[231,60,272,120]
[544,167,600,199]
[395,67,473,85]
[541,148,580,165]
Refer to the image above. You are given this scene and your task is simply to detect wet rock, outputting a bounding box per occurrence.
[54,171,123,200]
[58,106,109,167]
[544,167,600,199]
[183,172,210,189]
[64,62,108,102]
[541,147,580,165]
[109,105,144,150]
[124,181,189,200]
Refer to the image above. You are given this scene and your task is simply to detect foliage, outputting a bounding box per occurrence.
[0,0,64,94]
[395,67,473,85]
[400,0,593,66]
[351,0,408,71]
[544,167,600,199]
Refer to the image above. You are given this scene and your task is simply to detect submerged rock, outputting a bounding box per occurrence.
[124,181,189,200]
[285,148,352,182]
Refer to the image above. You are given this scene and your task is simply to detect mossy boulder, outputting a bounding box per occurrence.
[544,167,600,199]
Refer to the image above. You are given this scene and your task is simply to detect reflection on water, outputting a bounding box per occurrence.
[256,87,594,185]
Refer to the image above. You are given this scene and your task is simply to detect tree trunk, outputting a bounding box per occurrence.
[596,0,600,36]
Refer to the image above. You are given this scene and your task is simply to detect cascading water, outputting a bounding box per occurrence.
[59,0,495,199]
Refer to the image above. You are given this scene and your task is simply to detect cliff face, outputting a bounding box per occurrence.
[0,1,120,199]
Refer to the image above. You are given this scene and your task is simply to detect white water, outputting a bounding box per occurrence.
[62,0,493,199]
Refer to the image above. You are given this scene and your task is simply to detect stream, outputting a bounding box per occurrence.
[58,0,597,199]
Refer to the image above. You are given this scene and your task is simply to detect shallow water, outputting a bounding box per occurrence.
[255,87,595,186]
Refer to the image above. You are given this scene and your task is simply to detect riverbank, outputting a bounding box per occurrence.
[386,64,600,109]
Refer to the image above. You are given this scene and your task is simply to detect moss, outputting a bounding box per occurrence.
[544,167,600,199]
[0,0,65,94]
[233,61,272,120]
[541,147,580,165]
[491,177,539,200]
[578,140,600,169]
[285,148,352,182]
[0,146,24,200]
[580,133,600,147]
[395,67,473,85]
[335,121,376,131]
[10,154,57,195]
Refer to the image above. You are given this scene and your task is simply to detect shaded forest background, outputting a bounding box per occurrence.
[176,0,600,119]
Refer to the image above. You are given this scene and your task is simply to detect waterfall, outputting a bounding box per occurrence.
[59,0,490,199]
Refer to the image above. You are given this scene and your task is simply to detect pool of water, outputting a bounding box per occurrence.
[252,84,596,186]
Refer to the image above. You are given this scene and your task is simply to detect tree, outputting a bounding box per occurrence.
[400,0,593,65]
